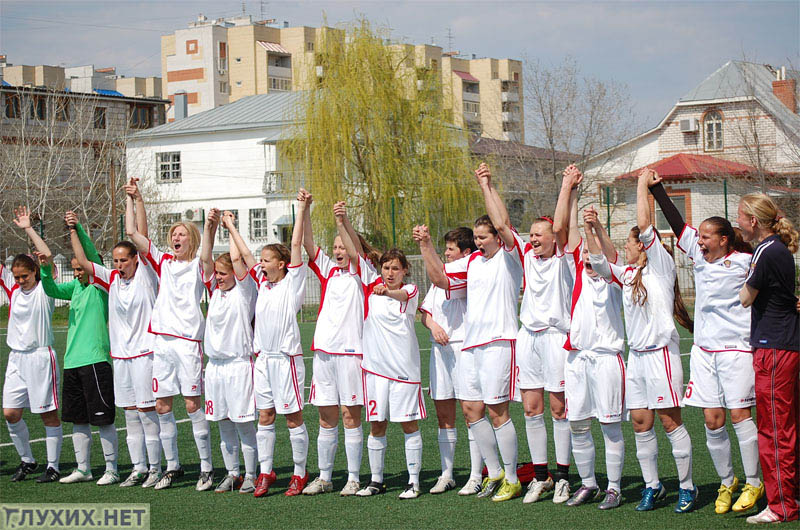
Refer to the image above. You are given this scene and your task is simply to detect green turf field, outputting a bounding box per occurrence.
[0,323,773,529]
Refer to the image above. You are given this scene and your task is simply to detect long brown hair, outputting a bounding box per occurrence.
[356,233,381,266]
[12,254,40,282]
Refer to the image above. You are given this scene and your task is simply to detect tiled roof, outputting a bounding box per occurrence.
[616,153,772,180]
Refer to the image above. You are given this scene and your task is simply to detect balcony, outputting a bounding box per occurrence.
[502,111,520,122]
[463,111,481,122]
[263,171,283,195]
[462,91,480,103]
[501,91,519,103]
[268,65,292,79]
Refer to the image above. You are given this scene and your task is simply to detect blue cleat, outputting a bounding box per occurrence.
[635,483,666,511]
[674,486,699,513]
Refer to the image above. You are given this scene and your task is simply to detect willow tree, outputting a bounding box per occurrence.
[280,19,482,251]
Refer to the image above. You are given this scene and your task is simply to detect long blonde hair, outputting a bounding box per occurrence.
[167,222,202,259]
[740,193,799,253]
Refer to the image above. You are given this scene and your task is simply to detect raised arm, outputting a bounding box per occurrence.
[341,210,364,258]
[413,225,448,289]
[334,201,359,264]
[290,193,307,267]
[200,208,219,278]
[125,181,149,253]
[637,168,656,232]
[297,189,317,259]
[585,206,617,263]
[475,163,515,249]
[648,177,684,236]
[36,252,74,300]
[222,211,250,278]
[555,164,583,253]
[13,206,52,259]
[65,211,94,274]
[583,209,612,281]
[126,178,149,239]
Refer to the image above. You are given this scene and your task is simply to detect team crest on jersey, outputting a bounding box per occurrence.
[723,259,732,268]
[191,385,197,392]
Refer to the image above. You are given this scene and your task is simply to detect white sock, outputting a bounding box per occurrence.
[553,417,572,467]
[469,418,502,479]
[666,424,693,490]
[288,424,308,477]
[601,422,624,492]
[344,426,363,482]
[733,418,761,487]
[570,424,596,488]
[98,424,118,473]
[72,424,92,473]
[188,409,212,473]
[525,414,548,465]
[634,428,660,489]
[218,419,240,476]
[7,420,34,463]
[467,427,484,480]
[158,412,180,471]
[705,425,734,486]
[494,419,518,483]
[139,410,161,471]
[367,434,387,483]
[404,430,423,487]
[317,426,338,482]
[124,410,146,473]
[45,425,62,471]
[236,422,258,478]
[257,423,276,474]
[437,428,457,480]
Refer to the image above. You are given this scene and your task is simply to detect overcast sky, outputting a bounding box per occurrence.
[1,0,797,133]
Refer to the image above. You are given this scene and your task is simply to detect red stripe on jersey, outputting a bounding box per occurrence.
[662,347,679,407]
[696,344,752,354]
[361,367,420,385]
[509,340,517,398]
[311,348,362,357]
[676,224,693,254]
[616,352,626,414]
[564,256,585,351]
[8,283,20,310]
[462,337,513,351]
[362,369,371,420]
[363,278,384,320]
[250,355,257,411]
[418,386,427,419]
[289,357,303,409]
[49,346,59,409]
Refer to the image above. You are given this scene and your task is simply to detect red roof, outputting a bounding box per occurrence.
[453,70,479,83]
[616,153,772,181]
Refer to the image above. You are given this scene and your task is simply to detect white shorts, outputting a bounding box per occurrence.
[152,334,204,398]
[684,345,756,409]
[3,346,60,413]
[429,341,463,401]
[113,355,156,409]
[309,351,363,407]
[254,353,305,415]
[627,342,684,410]
[516,327,567,392]
[363,371,426,423]
[565,350,626,422]
[460,341,515,405]
[205,357,256,422]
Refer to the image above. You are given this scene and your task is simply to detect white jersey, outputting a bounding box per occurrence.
[444,230,524,350]
[90,260,158,359]
[204,273,258,360]
[519,240,575,333]
[1,264,54,351]
[677,224,751,352]
[252,263,306,357]
[357,256,421,383]
[590,225,680,351]
[419,284,467,343]
[145,241,207,342]
[565,243,625,354]
[308,248,364,355]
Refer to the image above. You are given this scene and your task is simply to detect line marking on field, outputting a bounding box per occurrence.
[0,418,192,448]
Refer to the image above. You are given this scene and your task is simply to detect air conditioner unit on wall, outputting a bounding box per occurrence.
[184,208,203,221]
[679,118,699,133]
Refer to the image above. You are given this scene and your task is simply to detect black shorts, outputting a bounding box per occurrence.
[61,362,116,426]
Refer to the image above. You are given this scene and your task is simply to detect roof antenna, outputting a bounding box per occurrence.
[446,27,454,53]
[242,1,246,16]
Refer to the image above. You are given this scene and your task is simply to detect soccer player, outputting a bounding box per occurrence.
[416,226,483,495]
[244,192,309,498]
[588,168,697,513]
[39,210,117,486]
[737,193,799,524]
[417,163,524,503]
[3,207,63,483]
[126,198,218,491]
[70,181,162,488]
[202,211,259,494]
[648,178,763,515]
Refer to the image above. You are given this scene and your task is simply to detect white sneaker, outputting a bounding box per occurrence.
[340,480,360,496]
[141,469,162,488]
[553,478,571,504]
[430,476,456,494]
[746,507,782,524]
[96,470,120,486]
[398,484,421,499]
[120,470,147,487]
[239,475,256,494]
[303,476,333,495]
[458,477,483,496]
[196,470,214,492]
[59,469,93,484]
[523,476,554,504]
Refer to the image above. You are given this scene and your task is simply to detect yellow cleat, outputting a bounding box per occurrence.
[477,470,505,499]
[732,481,765,513]
[491,479,522,502]
[714,477,740,514]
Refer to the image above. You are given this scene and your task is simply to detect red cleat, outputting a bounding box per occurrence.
[285,473,309,496]
[253,471,276,498]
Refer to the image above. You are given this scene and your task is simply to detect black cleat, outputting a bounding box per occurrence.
[11,461,37,482]
[35,467,60,483]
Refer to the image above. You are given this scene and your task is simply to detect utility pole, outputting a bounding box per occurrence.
[446,27,454,53]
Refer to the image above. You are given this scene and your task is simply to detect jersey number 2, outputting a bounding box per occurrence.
[368,400,377,418]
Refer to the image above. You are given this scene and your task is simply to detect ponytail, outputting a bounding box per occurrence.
[774,217,799,254]
[672,277,694,333]
[629,226,648,305]
[740,193,799,253]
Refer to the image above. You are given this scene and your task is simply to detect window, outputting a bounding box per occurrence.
[159,213,181,244]
[513,72,519,82]
[463,101,480,113]
[93,107,106,129]
[306,41,314,52]
[129,105,151,129]
[219,81,228,94]
[501,102,519,112]
[704,110,723,151]
[463,82,479,94]
[218,209,238,242]
[492,71,498,80]
[29,95,46,120]
[430,59,438,70]
[4,93,20,118]
[655,194,686,234]
[250,208,269,240]
[157,152,181,182]
[186,40,198,54]
[269,77,291,91]
[218,42,228,70]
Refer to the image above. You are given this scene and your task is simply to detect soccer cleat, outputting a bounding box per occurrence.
[523,476,554,504]
[355,481,387,497]
[565,485,601,506]
[120,470,147,487]
[746,507,782,524]
[458,477,483,496]
[153,467,184,490]
[430,476,456,494]
[674,486,699,513]
[491,479,522,502]
[285,473,308,496]
[11,462,37,482]
[734,482,765,513]
[239,475,256,494]
[214,473,243,493]
[253,471,277,498]
[553,478,571,504]
[398,484,421,499]
[477,470,505,499]
[141,469,162,488]
[340,480,360,496]
[598,489,622,510]
[635,483,667,511]
[35,467,61,483]
[196,470,215,491]
[715,477,740,514]
[59,469,93,484]
[96,470,120,486]
[303,476,333,495]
